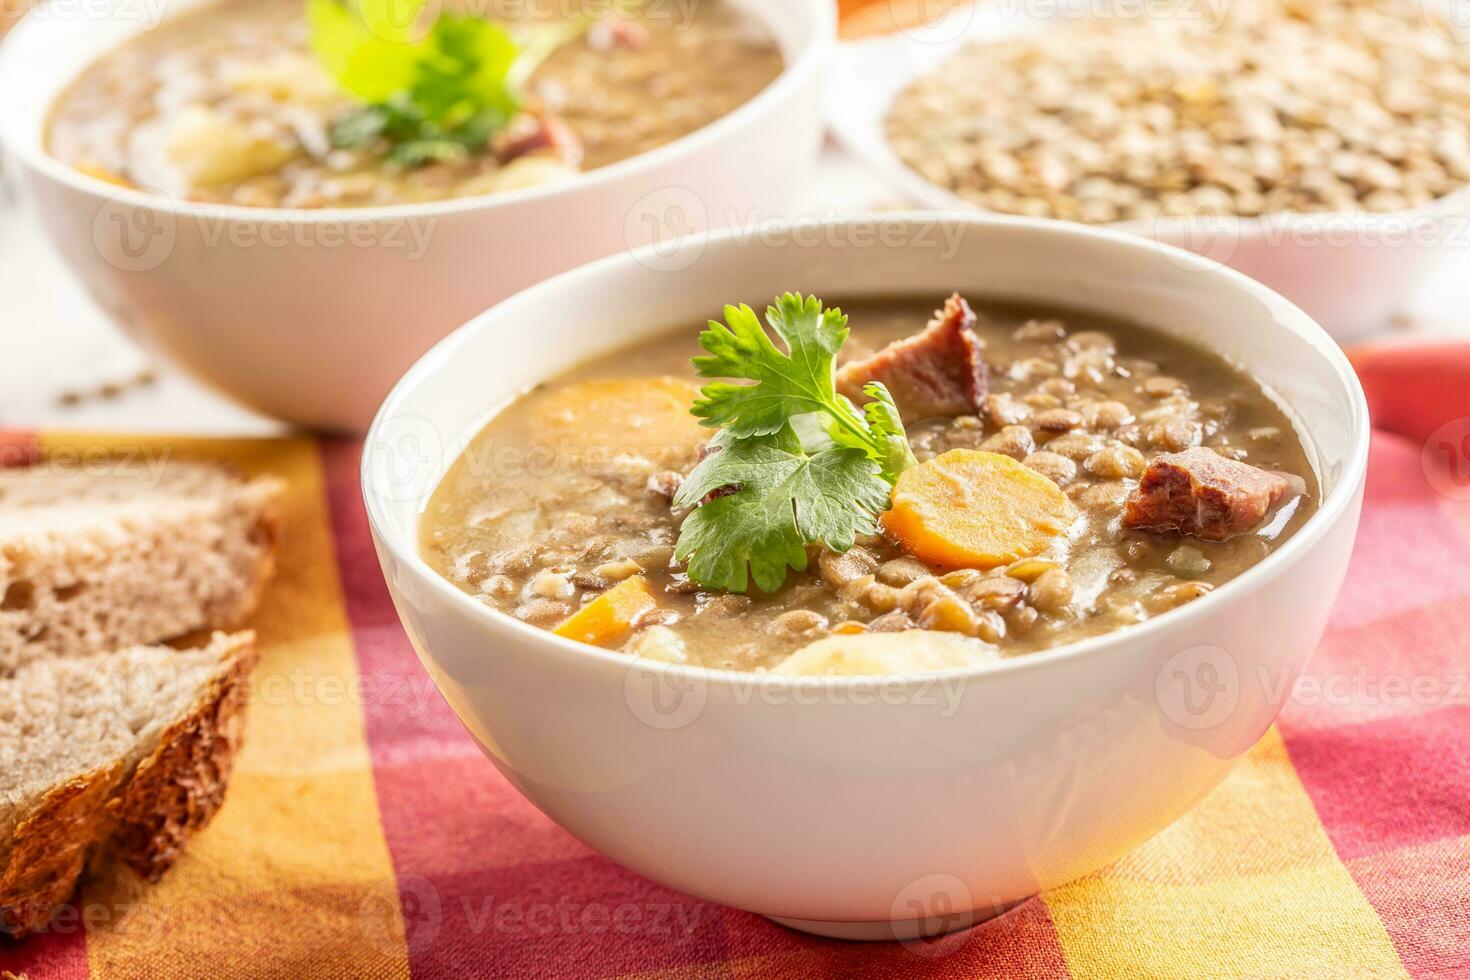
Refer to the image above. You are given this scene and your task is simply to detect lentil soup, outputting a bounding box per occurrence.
[47,0,784,207]
[421,296,1318,674]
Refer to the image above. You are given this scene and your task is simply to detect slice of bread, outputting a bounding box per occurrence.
[0,631,258,939]
[0,461,283,677]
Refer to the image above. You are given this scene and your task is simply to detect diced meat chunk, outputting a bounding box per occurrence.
[835,293,989,423]
[646,470,683,499]
[495,111,584,166]
[587,16,650,50]
[1124,447,1298,541]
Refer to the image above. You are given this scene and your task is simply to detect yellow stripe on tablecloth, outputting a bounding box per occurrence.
[37,434,411,980]
[1043,728,1406,978]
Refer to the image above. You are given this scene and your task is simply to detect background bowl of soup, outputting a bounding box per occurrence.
[362,214,1369,939]
[0,0,834,431]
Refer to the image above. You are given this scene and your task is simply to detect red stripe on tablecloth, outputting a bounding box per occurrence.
[1279,432,1470,976]
[0,913,91,977]
[1288,597,1470,732]
[0,428,39,467]
[1349,342,1470,445]
[1284,706,1470,860]
[1347,837,1470,978]
[320,441,735,977]
[1321,435,1470,631]
[720,896,1072,977]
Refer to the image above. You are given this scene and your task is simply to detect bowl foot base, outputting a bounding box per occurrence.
[765,899,1025,942]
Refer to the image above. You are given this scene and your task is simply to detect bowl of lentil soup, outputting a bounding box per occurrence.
[827,0,1470,339]
[0,0,833,429]
[364,214,1369,938]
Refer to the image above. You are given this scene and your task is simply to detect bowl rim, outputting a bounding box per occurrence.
[0,0,836,223]
[363,211,1372,691]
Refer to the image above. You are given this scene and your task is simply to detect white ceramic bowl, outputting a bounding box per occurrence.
[0,0,834,431]
[826,3,1470,342]
[364,214,1369,940]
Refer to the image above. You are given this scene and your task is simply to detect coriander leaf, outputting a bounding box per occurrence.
[311,0,567,166]
[410,13,519,127]
[388,138,470,166]
[672,424,887,593]
[671,424,802,511]
[787,447,889,553]
[307,0,424,103]
[328,104,390,148]
[675,490,809,595]
[789,412,837,454]
[674,294,922,594]
[818,393,872,453]
[862,382,918,484]
[691,294,851,438]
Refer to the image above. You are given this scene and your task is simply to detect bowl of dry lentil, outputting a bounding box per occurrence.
[364,213,1370,940]
[829,0,1470,339]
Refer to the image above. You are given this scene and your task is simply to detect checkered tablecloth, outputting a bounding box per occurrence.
[1,341,1468,978]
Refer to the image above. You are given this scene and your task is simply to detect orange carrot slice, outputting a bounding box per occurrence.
[882,449,1076,568]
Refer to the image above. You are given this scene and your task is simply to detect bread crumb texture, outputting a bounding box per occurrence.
[0,461,282,674]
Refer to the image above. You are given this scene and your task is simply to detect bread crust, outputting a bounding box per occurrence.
[0,633,258,940]
[109,637,259,880]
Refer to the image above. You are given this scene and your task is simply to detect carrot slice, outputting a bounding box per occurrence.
[553,575,657,647]
[76,163,136,188]
[882,449,1076,569]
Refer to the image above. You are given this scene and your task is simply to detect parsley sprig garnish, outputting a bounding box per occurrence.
[672,295,917,594]
[307,0,582,166]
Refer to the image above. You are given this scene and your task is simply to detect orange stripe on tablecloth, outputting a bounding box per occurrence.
[27,434,410,980]
[1043,728,1408,977]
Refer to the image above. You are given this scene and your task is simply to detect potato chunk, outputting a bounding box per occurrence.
[772,630,998,676]
[883,449,1076,569]
[162,105,295,187]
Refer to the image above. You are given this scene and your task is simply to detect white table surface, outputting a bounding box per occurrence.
[3,146,1467,436]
